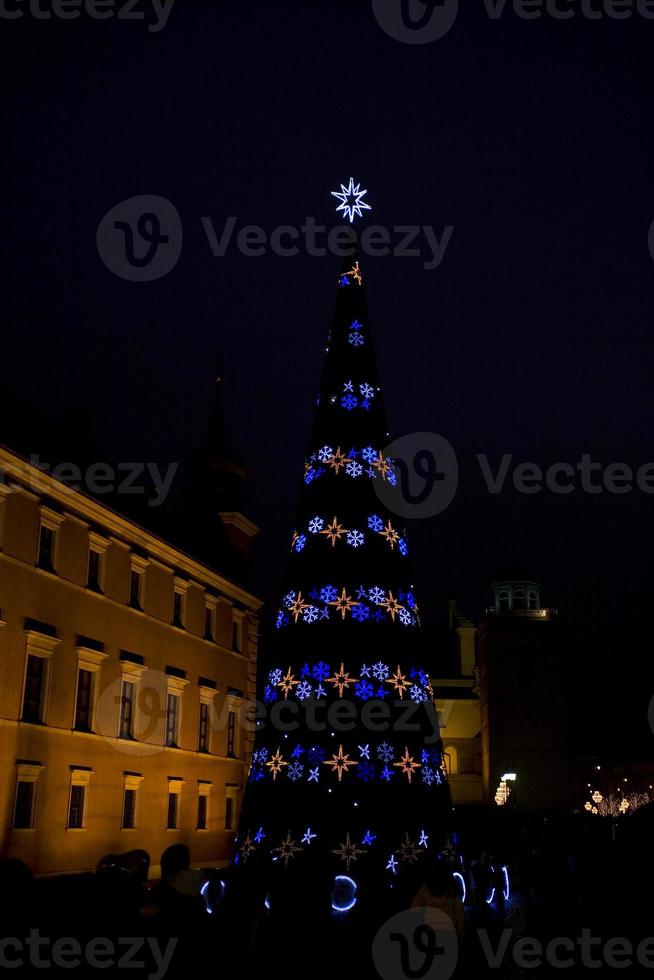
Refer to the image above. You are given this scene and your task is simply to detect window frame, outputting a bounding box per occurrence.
[36,507,63,572]
[122,773,143,830]
[21,630,60,725]
[129,555,148,611]
[197,781,212,831]
[13,763,44,830]
[67,768,92,830]
[166,777,184,830]
[73,646,108,733]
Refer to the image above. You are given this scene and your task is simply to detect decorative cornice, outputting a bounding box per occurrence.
[219,511,260,539]
[0,446,262,612]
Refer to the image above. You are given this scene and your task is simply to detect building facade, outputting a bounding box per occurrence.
[432,602,484,805]
[0,446,261,876]
[479,576,570,810]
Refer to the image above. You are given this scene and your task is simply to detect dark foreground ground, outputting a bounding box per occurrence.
[3,806,654,978]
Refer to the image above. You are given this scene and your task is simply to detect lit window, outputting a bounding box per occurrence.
[86,534,108,593]
[13,763,43,829]
[227,711,236,758]
[197,781,212,830]
[122,774,143,829]
[118,658,147,741]
[74,645,107,733]
[119,681,136,739]
[129,555,148,610]
[37,526,55,571]
[13,762,43,830]
[225,693,243,759]
[173,579,188,629]
[36,508,62,572]
[204,600,217,641]
[21,630,60,725]
[68,786,85,829]
[167,778,183,829]
[14,780,35,829]
[67,768,92,830]
[165,672,188,748]
[198,683,217,754]
[224,784,238,832]
[167,792,178,829]
[198,703,210,753]
[22,655,46,724]
[166,693,180,748]
[231,616,243,652]
[74,669,93,731]
[198,794,208,830]
[123,789,137,828]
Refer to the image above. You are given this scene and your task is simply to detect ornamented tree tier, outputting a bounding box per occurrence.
[235,244,452,913]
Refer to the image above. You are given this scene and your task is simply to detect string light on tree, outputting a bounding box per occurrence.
[272,831,304,867]
[331,832,365,871]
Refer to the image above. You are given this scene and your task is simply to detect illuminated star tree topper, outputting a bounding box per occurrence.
[331,177,372,223]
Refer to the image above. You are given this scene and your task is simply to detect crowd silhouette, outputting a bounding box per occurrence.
[2,805,653,977]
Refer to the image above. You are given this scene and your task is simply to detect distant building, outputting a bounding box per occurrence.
[479,574,570,810]
[0,445,261,876]
[432,602,483,805]
[433,576,572,812]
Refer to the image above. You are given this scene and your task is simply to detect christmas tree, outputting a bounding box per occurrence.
[233,214,452,926]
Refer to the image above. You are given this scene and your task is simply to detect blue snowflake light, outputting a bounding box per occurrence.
[352,604,370,622]
[357,761,375,782]
[348,332,364,347]
[313,661,331,681]
[297,681,313,700]
[355,680,374,701]
[288,762,305,782]
[368,515,384,532]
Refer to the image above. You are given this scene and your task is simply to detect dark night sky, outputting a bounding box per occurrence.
[2,2,653,754]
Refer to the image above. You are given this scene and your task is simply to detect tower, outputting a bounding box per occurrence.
[231,232,453,935]
[181,358,259,582]
[479,573,570,810]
